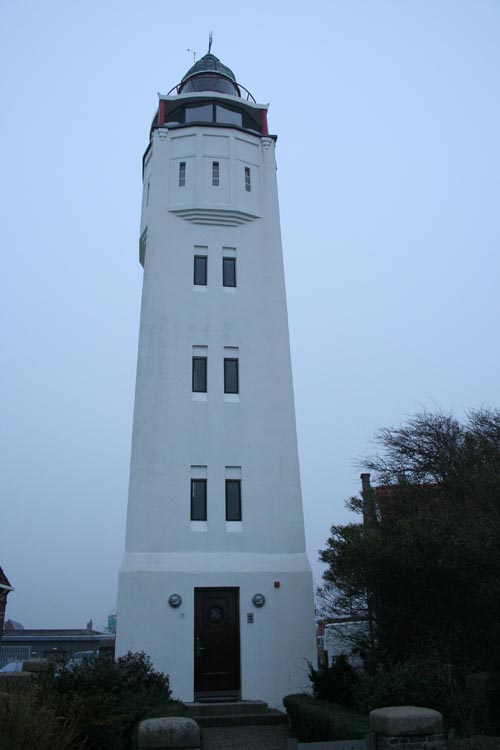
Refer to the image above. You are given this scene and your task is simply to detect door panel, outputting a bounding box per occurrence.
[194,588,240,697]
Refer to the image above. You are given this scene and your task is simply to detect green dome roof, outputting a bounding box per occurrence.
[181,53,236,83]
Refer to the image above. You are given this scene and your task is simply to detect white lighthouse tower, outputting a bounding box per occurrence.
[116,48,316,709]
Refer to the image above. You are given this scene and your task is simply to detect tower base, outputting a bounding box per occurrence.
[116,552,316,709]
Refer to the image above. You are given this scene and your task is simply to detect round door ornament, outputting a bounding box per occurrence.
[207,605,225,623]
[168,593,182,608]
[252,593,266,608]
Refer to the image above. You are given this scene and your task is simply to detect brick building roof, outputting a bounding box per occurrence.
[0,566,13,591]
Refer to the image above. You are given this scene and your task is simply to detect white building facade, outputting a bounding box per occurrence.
[116,52,316,709]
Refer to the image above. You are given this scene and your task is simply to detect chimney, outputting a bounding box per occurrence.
[361,473,371,495]
[361,473,377,530]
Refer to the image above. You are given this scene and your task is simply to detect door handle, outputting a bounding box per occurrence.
[195,638,205,658]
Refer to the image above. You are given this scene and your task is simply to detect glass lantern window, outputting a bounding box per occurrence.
[182,75,239,96]
[185,104,213,123]
[216,106,243,127]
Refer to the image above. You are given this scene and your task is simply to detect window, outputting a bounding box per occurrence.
[191,479,207,521]
[185,103,213,123]
[223,257,236,288]
[192,357,207,392]
[226,480,241,521]
[146,181,150,206]
[194,255,207,285]
[212,161,220,187]
[163,102,262,132]
[215,105,243,127]
[179,162,186,187]
[224,358,239,394]
[244,167,251,192]
[182,76,240,96]
[139,228,147,266]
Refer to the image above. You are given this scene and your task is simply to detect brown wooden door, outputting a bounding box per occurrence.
[194,588,240,698]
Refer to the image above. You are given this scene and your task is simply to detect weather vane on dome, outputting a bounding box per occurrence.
[208,31,213,54]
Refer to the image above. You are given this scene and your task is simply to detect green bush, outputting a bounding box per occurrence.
[0,679,83,750]
[449,738,500,750]
[40,651,178,750]
[309,654,358,707]
[354,660,440,713]
[283,693,368,742]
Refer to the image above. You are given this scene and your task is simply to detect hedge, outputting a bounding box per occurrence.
[283,693,368,742]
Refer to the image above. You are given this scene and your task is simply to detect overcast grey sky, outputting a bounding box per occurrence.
[1,0,499,630]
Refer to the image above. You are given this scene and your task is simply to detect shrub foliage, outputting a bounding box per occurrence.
[283,693,368,742]
[353,660,441,713]
[0,651,179,750]
[0,679,82,750]
[308,654,357,708]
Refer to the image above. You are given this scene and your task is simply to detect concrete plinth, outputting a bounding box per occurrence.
[137,716,201,750]
[369,706,445,750]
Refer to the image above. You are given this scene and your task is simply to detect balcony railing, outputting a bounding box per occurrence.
[167,75,256,103]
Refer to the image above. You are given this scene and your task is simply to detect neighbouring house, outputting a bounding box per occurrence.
[323,618,368,670]
[316,620,327,667]
[0,620,114,668]
[0,567,14,647]
[317,617,368,670]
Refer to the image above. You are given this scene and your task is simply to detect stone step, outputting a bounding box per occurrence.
[185,700,288,727]
[192,709,288,728]
[185,700,269,717]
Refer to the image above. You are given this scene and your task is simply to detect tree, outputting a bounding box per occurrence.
[318,408,500,671]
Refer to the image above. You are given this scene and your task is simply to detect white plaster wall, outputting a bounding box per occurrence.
[117,561,315,709]
[128,125,306,557]
[117,110,316,709]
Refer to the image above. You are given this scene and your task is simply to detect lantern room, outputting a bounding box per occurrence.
[150,52,269,141]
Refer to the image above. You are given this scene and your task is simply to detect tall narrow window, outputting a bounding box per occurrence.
[192,357,207,392]
[179,162,186,187]
[139,228,147,267]
[244,166,251,192]
[223,257,236,288]
[194,256,207,286]
[191,479,207,521]
[146,181,150,206]
[212,161,220,187]
[224,358,239,394]
[226,479,241,521]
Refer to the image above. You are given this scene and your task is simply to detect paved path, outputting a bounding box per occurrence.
[202,724,290,750]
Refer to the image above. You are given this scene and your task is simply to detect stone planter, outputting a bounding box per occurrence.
[137,716,201,750]
[369,706,446,750]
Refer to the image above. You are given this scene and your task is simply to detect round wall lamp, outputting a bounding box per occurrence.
[252,593,266,608]
[168,594,182,608]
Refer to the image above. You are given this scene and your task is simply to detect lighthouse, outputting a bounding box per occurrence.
[116,48,316,709]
